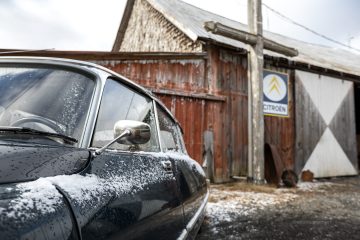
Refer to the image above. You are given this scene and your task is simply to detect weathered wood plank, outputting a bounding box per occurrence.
[295,70,358,177]
[330,86,358,168]
[264,65,295,177]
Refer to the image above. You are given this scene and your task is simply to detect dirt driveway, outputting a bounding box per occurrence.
[196,177,360,240]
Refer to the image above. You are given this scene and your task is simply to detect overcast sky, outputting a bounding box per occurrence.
[0,0,359,52]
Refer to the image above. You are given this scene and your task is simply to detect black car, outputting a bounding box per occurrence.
[0,57,208,240]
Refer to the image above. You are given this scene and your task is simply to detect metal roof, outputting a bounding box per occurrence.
[115,0,360,77]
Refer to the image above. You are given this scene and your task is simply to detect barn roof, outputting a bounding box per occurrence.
[113,0,360,77]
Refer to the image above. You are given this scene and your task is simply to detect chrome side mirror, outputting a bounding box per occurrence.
[94,120,151,156]
[114,120,151,145]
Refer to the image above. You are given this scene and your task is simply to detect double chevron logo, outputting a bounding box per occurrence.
[263,70,289,117]
[264,74,287,102]
[269,76,281,95]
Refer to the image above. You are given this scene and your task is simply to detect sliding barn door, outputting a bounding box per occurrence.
[295,70,358,178]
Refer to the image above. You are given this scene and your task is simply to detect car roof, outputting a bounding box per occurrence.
[0,56,181,127]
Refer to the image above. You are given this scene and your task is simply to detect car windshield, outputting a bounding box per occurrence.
[0,65,95,143]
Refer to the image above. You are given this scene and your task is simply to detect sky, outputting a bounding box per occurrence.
[0,0,359,52]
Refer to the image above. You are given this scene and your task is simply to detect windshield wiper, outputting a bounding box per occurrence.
[0,127,78,144]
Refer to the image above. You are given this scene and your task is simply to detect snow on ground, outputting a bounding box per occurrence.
[204,180,338,235]
[296,181,336,192]
[274,180,338,193]
[206,185,297,233]
[198,178,360,240]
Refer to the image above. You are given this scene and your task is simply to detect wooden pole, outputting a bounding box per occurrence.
[248,0,265,184]
[204,21,298,57]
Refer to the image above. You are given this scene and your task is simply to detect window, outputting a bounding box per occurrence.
[157,106,184,153]
[0,66,95,141]
[92,79,159,152]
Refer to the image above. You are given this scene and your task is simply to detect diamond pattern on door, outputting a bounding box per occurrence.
[299,71,353,125]
[302,128,357,178]
[295,70,358,177]
[294,78,327,174]
[329,90,358,166]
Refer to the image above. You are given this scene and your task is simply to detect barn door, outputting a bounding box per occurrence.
[295,70,358,178]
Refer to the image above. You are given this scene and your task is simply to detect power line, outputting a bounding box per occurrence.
[262,2,360,53]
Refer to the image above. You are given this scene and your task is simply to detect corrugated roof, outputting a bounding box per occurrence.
[143,0,360,76]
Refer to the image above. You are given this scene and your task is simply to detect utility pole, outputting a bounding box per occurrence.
[247,0,264,184]
[204,1,298,184]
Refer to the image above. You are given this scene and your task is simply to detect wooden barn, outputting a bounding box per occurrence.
[111,0,360,183]
[5,0,360,183]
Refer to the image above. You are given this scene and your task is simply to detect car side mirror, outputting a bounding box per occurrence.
[94,120,151,156]
[114,120,151,145]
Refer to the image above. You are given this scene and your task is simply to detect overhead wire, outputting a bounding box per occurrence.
[262,2,360,53]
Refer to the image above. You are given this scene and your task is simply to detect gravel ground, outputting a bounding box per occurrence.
[196,177,360,240]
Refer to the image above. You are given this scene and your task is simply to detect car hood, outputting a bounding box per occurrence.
[0,143,90,184]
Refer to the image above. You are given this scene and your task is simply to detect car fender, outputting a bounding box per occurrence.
[0,180,79,240]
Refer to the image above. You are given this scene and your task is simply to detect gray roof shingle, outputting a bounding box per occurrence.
[147,0,360,76]
[117,0,360,76]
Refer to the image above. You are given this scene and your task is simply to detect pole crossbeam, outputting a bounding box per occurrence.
[204,21,298,57]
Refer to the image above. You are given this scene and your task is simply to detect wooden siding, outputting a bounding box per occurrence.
[119,0,202,52]
[264,65,295,171]
[295,70,358,177]
[205,47,296,181]
[96,49,296,182]
[206,46,249,180]
[98,49,252,182]
[98,58,210,170]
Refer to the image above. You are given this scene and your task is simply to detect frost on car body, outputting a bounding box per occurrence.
[0,57,208,240]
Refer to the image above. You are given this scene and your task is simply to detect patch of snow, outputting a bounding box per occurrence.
[4,178,63,221]
[48,174,106,204]
[141,150,189,160]
[205,181,339,234]
[1,149,204,226]
[166,151,205,176]
[1,156,173,224]
[140,150,206,177]
[0,207,6,214]
[206,188,297,229]
[296,181,335,192]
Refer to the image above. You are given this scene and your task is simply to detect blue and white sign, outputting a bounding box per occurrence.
[263,70,289,117]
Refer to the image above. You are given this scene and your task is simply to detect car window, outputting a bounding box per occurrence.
[92,78,159,152]
[0,66,95,141]
[157,106,184,153]
[175,124,187,154]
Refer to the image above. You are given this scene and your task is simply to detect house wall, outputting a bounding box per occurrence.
[119,0,202,52]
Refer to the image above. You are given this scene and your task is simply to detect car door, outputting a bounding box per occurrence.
[156,106,208,237]
[59,78,184,240]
